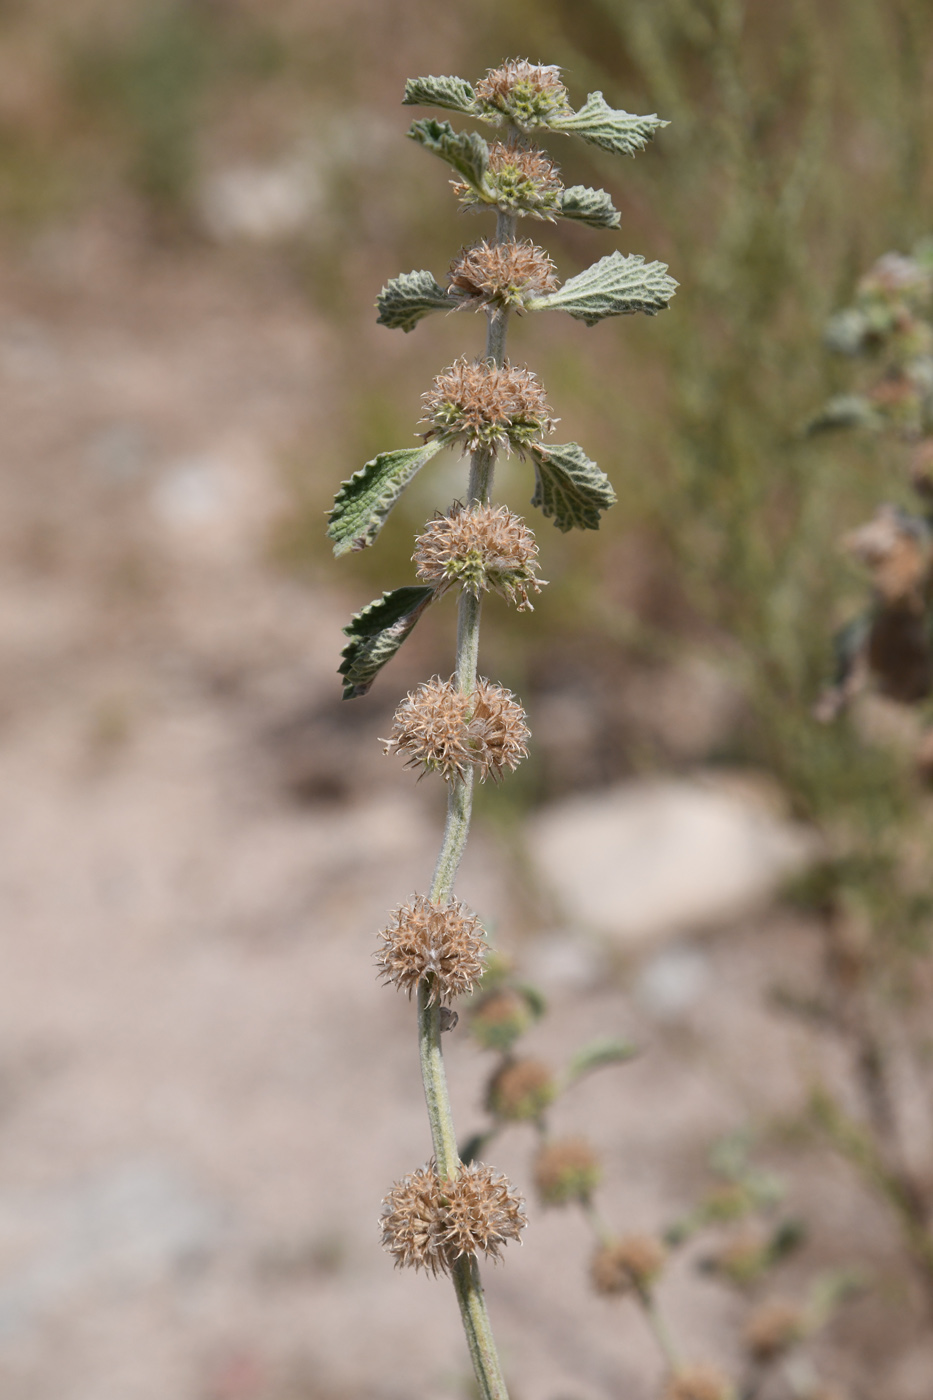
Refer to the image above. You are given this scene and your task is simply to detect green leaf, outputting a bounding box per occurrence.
[327,441,445,556]
[529,442,617,531]
[566,1037,639,1084]
[558,184,620,230]
[552,90,667,157]
[402,74,477,116]
[407,118,489,194]
[529,251,678,325]
[376,269,451,332]
[338,586,435,699]
[806,394,883,434]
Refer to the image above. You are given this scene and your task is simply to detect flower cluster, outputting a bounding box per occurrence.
[533,1137,602,1206]
[454,140,564,220]
[473,60,573,129]
[376,895,487,1005]
[381,1161,526,1275]
[487,1057,556,1121]
[384,676,529,782]
[421,357,555,456]
[414,503,545,610]
[448,238,559,312]
[590,1233,667,1297]
[664,1366,735,1400]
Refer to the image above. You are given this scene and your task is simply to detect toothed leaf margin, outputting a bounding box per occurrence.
[529,442,617,531]
[339,586,435,698]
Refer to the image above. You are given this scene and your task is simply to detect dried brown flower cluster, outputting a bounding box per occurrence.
[453,141,563,220]
[487,1058,555,1121]
[473,60,572,128]
[843,504,931,605]
[376,895,487,1005]
[590,1233,667,1296]
[381,1161,526,1275]
[664,1365,735,1400]
[448,239,559,311]
[384,676,529,782]
[414,503,545,610]
[743,1299,806,1360]
[421,357,555,456]
[533,1137,602,1206]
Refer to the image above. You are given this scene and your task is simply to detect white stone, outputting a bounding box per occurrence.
[525,774,817,946]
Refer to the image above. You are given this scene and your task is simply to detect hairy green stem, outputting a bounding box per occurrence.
[418,205,517,1400]
[452,1256,511,1400]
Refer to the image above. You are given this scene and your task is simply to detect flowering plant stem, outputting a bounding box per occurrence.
[420,207,517,1400]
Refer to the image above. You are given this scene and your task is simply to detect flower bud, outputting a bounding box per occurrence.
[453,140,564,220]
[473,60,572,130]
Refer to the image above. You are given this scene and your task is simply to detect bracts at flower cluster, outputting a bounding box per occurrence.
[326,58,676,1399]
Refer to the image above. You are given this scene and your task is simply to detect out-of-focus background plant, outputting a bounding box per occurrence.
[2,2,933,1398]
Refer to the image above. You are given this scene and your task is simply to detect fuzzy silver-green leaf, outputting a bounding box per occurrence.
[807,394,884,435]
[529,251,678,325]
[552,90,667,157]
[529,442,616,531]
[407,118,489,194]
[339,586,435,698]
[327,441,445,556]
[558,185,621,230]
[403,74,477,116]
[376,270,451,332]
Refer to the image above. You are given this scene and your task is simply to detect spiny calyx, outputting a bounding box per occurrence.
[414,503,545,610]
[376,895,487,1005]
[421,357,555,456]
[448,238,559,312]
[384,676,530,782]
[381,1160,526,1275]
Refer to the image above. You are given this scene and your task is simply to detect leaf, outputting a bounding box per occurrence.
[529,251,678,325]
[327,441,445,556]
[338,586,435,699]
[407,118,489,194]
[566,1037,639,1085]
[552,90,667,157]
[558,184,621,230]
[806,394,883,434]
[376,269,451,332]
[402,74,477,116]
[529,442,617,531]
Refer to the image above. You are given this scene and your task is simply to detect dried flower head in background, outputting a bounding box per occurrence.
[843,504,931,605]
[376,895,487,1004]
[664,1365,735,1400]
[590,1233,667,1296]
[487,1058,556,1121]
[743,1299,806,1360]
[474,60,572,128]
[454,140,563,220]
[414,503,545,610]
[421,357,555,456]
[469,987,536,1051]
[448,239,559,312]
[384,676,529,782]
[381,1161,526,1275]
[534,1137,602,1206]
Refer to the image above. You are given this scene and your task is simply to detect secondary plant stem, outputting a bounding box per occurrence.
[419,206,517,1400]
